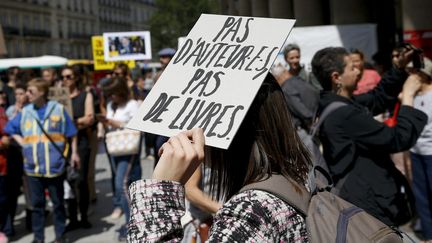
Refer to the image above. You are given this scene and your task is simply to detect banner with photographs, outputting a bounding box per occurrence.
[103,31,152,61]
[91,36,135,70]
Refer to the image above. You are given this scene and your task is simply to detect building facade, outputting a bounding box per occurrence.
[219,0,432,60]
[0,0,156,59]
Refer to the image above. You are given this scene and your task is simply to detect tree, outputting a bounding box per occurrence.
[149,0,219,57]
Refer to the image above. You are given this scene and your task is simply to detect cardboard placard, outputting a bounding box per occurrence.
[48,87,73,118]
[127,14,295,149]
[91,36,135,71]
[103,31,152,61]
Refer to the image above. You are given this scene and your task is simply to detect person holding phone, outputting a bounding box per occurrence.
[100,76,141,242]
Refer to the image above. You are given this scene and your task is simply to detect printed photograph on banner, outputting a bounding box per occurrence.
[126,14,295,149]
[92,36,135,70]
[103,31,152,61]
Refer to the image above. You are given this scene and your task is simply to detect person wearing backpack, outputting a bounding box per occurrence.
[128,74,312,242]
[311,46,427,226]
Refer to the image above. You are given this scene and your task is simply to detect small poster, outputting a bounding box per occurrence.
[103,31,152,61]
[126,14,295,149]
[91,36,135,70]
[48,87,73,118]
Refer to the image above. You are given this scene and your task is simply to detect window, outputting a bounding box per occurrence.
[23,15,31,29]
[44,16,50,31]
[33,15,40,30]
[15,41,21,57]
[11,12,19,28]
[69,20,74,34]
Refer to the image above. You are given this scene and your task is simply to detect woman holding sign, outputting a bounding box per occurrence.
[128,74,310,242]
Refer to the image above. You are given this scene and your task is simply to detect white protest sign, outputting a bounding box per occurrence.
[127,14,295,149]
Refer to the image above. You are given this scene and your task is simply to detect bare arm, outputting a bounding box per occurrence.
[70,135,80,169]
[76,92,95,129]
[185,164,222,214]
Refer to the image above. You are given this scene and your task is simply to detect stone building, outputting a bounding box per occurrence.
[219,0,432,59]
[0,0,156,59]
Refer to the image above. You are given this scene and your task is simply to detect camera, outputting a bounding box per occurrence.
[403,43,424,69]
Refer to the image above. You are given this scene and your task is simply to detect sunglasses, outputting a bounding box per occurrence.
[112,72,122,76]
[61,74,73,80]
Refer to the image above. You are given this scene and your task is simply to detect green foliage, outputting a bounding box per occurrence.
[149,0,219,56]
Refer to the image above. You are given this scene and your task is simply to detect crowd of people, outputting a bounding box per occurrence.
[0,42,430,243]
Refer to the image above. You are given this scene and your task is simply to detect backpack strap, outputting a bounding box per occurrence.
[239,175,310,216]
[310,101,347,137]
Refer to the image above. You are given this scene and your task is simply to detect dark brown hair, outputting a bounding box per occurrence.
[61,65,85,90]
[114,63,130,77]
[207,73,312,200]
[311,47,348,91]
[103,76,130,106]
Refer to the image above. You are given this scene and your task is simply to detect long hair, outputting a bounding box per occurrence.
[102,76,130,109]
[62,65,86,91]
[207,73,312,200]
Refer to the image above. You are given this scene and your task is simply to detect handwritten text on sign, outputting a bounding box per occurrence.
[127,14,295,149]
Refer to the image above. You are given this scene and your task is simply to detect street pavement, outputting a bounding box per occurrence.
[8,142,422,242]
[10,143,155,243]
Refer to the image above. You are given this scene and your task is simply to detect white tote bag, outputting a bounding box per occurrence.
[105,129,141,156]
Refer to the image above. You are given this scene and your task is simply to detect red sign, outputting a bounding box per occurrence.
[404,30,432,59]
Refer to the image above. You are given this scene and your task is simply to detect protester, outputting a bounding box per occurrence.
[41,68,59,87]
[0,104,10,243]
[3,66,20,107]
[350,49,382,95]
[4,78,80,243]
[99,77,141,241]
[132,70,156,159]
[2,82,27,238]
[283,43,321,90]
[388,44,414,181]
[60,66,95,230]
[182,164,222,242]
[128,73,311,242]
[153,48,176,165]
[6,83,27,120]
[112,63,134,90]
[311,46,427,226]
[409,58,432,243]
[272,64,319,131]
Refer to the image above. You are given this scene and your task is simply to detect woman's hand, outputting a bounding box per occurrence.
[70,152,81,169]
[153,128,205,185]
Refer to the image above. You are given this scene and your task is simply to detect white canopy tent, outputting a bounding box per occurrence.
[0,55,68,70]
[275,24,378,72]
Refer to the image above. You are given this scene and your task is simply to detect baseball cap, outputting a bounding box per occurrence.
[158,48,176,57]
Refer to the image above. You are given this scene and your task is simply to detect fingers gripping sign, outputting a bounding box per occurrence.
[153,128,205,184]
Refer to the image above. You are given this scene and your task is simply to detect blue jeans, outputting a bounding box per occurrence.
[411,152,432,239]
[27,175,66,241]
[111,154,141,224]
